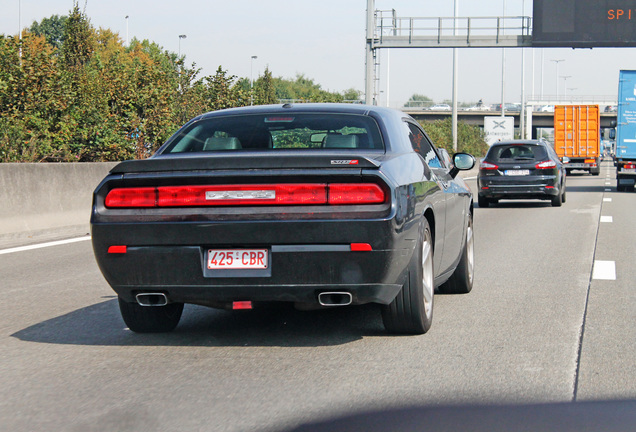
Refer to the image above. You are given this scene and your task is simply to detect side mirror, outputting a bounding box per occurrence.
[563,156,570,163]
[449,153,476,178]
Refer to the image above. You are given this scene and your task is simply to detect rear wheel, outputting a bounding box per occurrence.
[118,297,184,333]
[551,191,563,207]
[561,185,567,203]
[382,219,434,335]
[478,195,490,208]
[439,214,474,294]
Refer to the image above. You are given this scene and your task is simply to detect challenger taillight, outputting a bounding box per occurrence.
[105,183,386,208]
[157,184,327,207]
[104,187,156,208]
[327,184,385,204]
[535,160,557,169]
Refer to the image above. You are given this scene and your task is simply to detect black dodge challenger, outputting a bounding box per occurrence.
[91,103,475,334]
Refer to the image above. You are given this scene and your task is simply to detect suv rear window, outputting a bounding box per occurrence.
[488,144,547,161]
[161,113,384,153]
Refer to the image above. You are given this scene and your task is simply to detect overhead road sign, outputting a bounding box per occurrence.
[533,0,636,47]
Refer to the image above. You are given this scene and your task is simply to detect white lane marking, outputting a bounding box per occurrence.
[600,216,613,223]
[603,198,612,202]
[0,236,91,255]
[593,260,616,280]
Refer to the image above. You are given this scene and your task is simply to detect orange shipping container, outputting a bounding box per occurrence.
[554,105,600,158]
[553,105,601,175]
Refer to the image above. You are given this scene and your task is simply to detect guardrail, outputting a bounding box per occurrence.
[0,162,116,248]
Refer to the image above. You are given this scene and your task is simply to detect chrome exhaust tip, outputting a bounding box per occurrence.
[136,293,168,307]
[318,292,353,307]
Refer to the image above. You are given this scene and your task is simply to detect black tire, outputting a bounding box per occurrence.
[561,185,567,203]
[382,219,434,335]
[478,195,489,208]
[591,168,600,176]
[438,214,474,294]
[118,297,184,333]
[551,191,562,207]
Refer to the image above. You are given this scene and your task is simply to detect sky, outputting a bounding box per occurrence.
[3,0,636,108]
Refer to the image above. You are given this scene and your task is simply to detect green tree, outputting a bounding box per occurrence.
[204,66,249,110]
[29,15,68,49]
[61,2,94,68]
[421,118,489,157]
[254,66,277,105]
[404,94,433,108]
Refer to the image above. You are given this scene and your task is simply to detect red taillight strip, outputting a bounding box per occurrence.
[328,183,385,205]
[105,183,386,208]
[157,184,327,207]
[105,187,156,208]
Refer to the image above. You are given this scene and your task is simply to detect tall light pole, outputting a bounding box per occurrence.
[18,0,22,63]
[178,34,187,58]
[561,75,572,99]
[551,59,564,99]
[250,55,258,106]
[501,0,507,117]
[452,0,459,151]
[125,15,129,47]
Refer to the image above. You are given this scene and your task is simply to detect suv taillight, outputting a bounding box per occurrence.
[480,161,498,170]
[535,160,557,169]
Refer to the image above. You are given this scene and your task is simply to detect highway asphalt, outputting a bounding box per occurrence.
[0,160,634,431]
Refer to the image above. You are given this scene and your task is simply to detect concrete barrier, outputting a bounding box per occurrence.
[0,162,117,248]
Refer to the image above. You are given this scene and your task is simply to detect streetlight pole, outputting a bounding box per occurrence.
[501,0,506,118]
[178,34,187,58]
[250,55,258,106]
[452,0,459,151]
[551,59,564,99]
[561,75,572,99]
[125,15,129,47]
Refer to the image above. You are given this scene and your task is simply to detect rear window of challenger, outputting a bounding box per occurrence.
[162,114,384,153]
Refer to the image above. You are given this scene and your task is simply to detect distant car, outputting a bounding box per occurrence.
[537,105,555,112]
[465,104,491,111]
[478,139,566,207]
[604,105,617,112]
[429,104,452,111]
[91,103,476,335]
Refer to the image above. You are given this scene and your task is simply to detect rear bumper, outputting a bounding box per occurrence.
[478,176,560,200]
[91,219,413,307]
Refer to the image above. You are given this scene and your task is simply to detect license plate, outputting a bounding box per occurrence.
[207,249,268,270]
[621,168,636,173]
[505,169,530,176]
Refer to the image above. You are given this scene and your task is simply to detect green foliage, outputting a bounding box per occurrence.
[1,9,363,163]
[421,118,489,157]
[254,67,277,105]
[30,15,68,49]
[61,3,94,68]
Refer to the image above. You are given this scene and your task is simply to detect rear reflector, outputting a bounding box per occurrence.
[233,301,253,310]
[350,243,372,251]
[105,183,386,208]
[108,245,127,254]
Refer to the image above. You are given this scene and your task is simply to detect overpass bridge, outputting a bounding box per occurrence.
[404,108,618,139]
